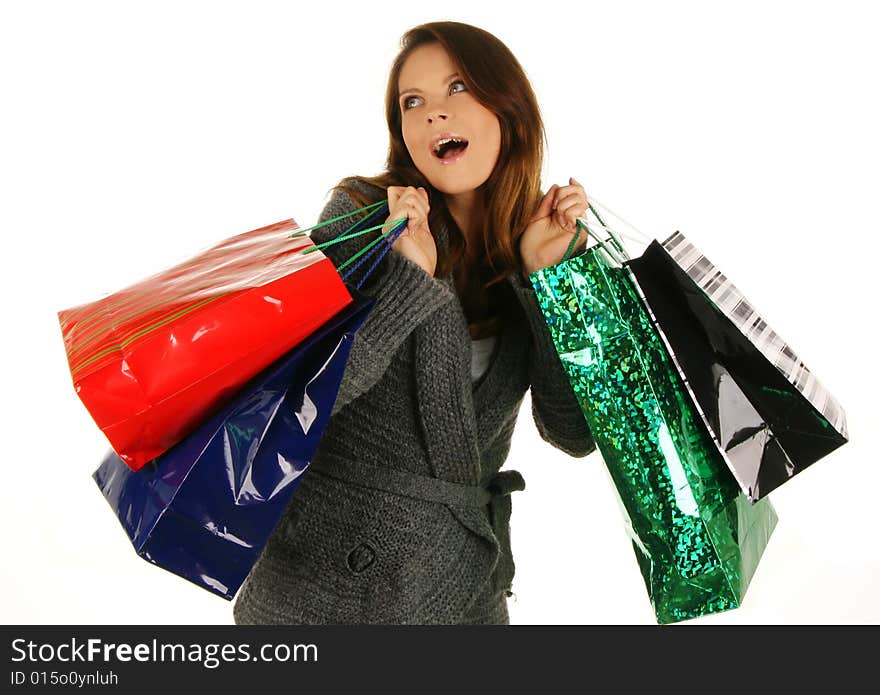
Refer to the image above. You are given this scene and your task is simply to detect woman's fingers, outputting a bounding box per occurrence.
[553,187,589,230]
[556,197,587,228]
[552,178,584,201]
[542,178,587,230]
[532,184,559,223]
[386,185,430,237]
[405,191,429,235]
[384,187,437,275]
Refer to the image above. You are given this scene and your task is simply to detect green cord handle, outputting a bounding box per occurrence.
[300,218,407,255]
[560,226,582,262]
[559,200,629,263]
[289,197,411,270]
[289,199,387,239]
[336,219,406,272]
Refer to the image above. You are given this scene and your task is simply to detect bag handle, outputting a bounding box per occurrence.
[560,194,654,266]
[558,202,629,265]
[291,199,409,290]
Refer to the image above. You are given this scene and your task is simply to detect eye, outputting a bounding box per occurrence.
[449,79,467,94]
[401,80,468,111]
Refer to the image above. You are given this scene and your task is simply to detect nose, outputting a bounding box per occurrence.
[427,111,447,124]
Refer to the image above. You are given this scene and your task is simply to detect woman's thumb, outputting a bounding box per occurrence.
[533,184,558,220]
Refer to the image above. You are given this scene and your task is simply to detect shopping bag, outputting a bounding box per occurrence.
[91,199,409,598]
[529,228,777,624]
[625,233,848,502]
[93,292,373,599]
[59,218,353,471]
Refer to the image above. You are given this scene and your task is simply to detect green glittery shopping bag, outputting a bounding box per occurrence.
[528,208,777,624]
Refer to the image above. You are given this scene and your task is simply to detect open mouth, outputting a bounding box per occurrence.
[432,137,469,160]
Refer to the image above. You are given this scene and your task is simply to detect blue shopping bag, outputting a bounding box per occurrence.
[93,294,373,599]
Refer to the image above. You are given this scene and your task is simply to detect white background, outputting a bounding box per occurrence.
[1,0,877,625]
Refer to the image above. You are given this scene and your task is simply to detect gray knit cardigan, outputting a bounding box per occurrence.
[232,180,595,625]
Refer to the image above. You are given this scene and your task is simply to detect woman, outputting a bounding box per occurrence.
[233,21,595,625]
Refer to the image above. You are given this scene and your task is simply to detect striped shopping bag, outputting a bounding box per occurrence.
[626,232,848,502]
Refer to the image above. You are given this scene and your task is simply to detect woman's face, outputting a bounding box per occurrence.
[397,43,501,196]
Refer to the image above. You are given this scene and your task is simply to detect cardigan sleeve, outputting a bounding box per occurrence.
[509,272,596,458]
[309,184,456,416]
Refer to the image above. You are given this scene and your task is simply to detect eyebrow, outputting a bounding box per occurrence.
[399,73,461,98]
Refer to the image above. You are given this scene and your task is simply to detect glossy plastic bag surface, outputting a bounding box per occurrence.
[93,294,372,600]
[60,218,352,471]
[628,233,848,502]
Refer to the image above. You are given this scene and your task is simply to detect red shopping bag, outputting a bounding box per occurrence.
[58,218,352,471]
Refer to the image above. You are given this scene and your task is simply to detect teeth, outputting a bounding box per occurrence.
[433,137,467,154]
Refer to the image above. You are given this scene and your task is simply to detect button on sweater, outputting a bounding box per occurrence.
[232,179,595,625]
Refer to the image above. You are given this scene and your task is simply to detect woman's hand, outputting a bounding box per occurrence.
[519,177,589,277]
[384,185,438,276]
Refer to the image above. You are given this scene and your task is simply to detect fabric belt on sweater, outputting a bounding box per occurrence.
[307,456,526,594]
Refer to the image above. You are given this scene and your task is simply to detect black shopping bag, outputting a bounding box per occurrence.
[625,234,848,502]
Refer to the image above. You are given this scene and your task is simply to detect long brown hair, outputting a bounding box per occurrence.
[330,21,546,321]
